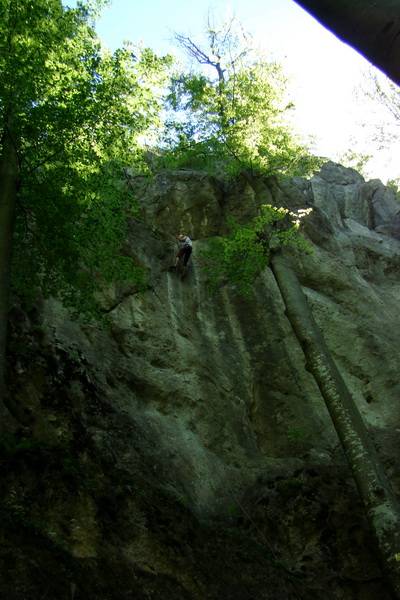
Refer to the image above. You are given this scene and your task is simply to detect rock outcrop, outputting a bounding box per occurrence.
[2,162,400,599]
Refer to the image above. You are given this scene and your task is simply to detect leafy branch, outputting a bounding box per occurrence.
[201,204,313,298]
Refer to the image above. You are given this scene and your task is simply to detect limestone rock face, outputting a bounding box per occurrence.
[3,161,400,599]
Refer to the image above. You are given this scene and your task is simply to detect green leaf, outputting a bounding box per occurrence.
[1,0,171,319]
[201,205,313,297]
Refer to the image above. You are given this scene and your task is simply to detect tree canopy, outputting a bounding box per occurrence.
[161,14,321,178]
[1,0,172,316]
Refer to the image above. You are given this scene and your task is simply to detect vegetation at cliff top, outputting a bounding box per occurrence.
[0,0,319,327]
[159,13,323,179]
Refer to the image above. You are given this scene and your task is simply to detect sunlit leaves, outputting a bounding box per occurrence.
[201,205,312,297]
[1,0,171,318]
[162,16,322,178]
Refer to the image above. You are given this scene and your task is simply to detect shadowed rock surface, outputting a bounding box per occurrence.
[2,162,399,599]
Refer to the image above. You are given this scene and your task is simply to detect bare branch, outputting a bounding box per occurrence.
[173,32,213,67]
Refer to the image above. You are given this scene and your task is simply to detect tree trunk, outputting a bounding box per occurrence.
[294,0,400,86]
[245,174,400,595]
[270,249,400,598]
[0,128,19,428]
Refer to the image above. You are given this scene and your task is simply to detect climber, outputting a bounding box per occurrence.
[170,234,192,277]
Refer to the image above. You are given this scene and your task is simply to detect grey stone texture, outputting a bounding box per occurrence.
[35,161,400,515]
[5,161,400,599]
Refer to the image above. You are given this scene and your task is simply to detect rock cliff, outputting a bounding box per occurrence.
[2,162,400,599]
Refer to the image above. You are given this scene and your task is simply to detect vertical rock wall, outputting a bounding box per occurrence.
[3,161,400,599]
[38,162,400,513]
[18,162,396,513]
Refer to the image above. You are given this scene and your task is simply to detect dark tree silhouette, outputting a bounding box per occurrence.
[294,0,400,86]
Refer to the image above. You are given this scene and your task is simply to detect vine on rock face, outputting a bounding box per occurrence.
[201,204,312,298]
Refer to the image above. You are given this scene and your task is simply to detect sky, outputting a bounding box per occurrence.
[67,0,398,182]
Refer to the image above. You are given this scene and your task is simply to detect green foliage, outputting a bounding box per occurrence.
[226,505,242,519]
[1,0,171,318]
[202,204,312,297]
[0,433,39,456]
[13,159,148,318]
[287,427,309,440]
[386,178,400,193]
[156,129,219,173]
[202,218,268,297]
[161,16,323,178]
[279,477,311,496]
[338,149,372,178]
